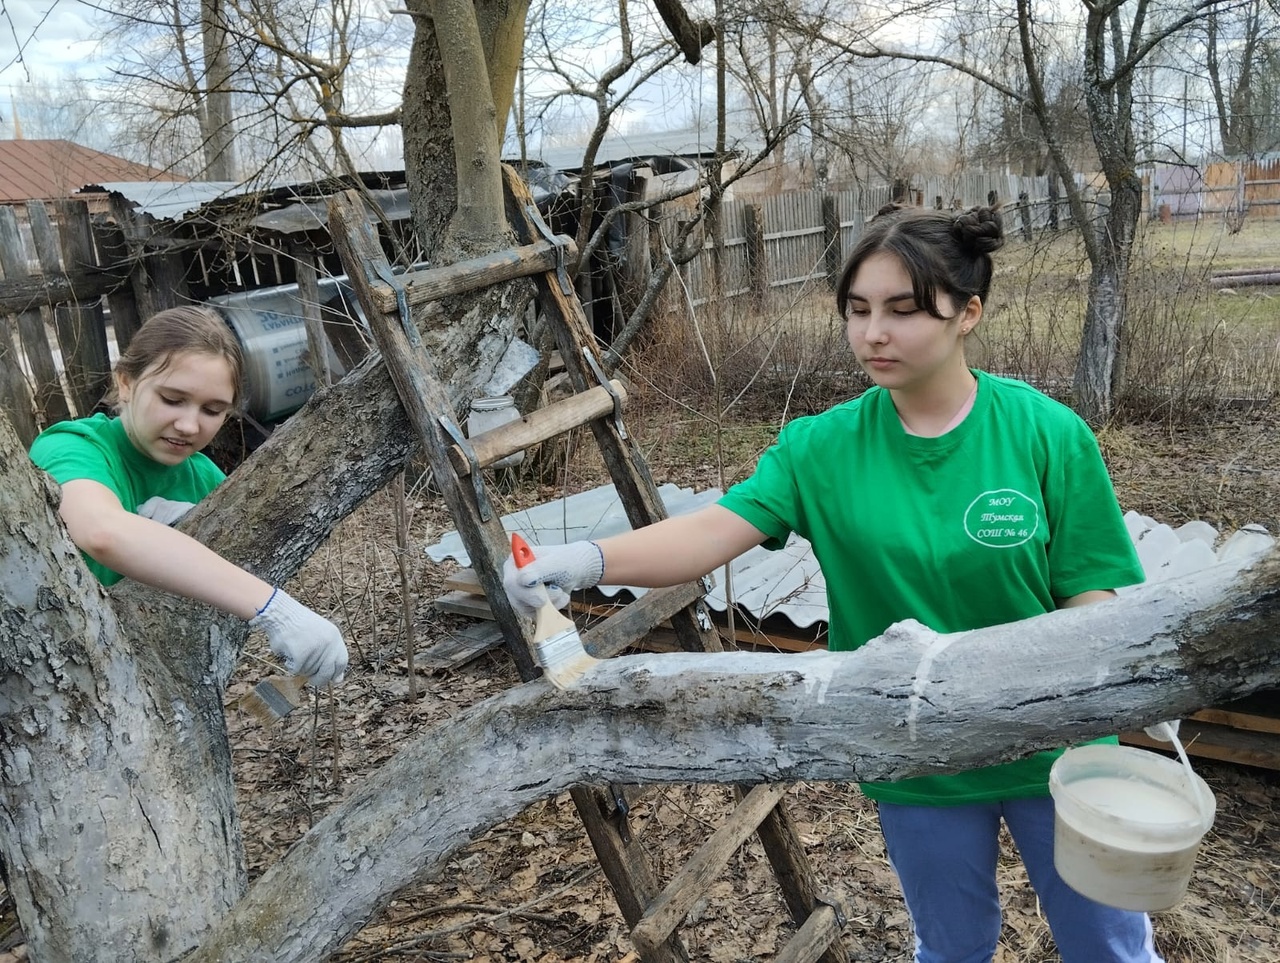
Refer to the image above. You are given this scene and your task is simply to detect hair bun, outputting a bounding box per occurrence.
[952,205,1005,255]
[874,201,910,219]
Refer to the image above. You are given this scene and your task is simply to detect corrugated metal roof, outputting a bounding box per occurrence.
[425,485,1275,631]
[424,483,829,628]
[84,180,242,221]
[83,178,412,231]
[0,140,186,203]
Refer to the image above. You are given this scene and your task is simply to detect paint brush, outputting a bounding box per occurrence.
[511,532,600,689]
[237,673,309,726]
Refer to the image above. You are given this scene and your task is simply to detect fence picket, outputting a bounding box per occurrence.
[0,206,72,430]
[49,201,112,417]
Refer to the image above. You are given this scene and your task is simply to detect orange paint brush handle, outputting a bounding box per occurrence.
[511,532,537,569]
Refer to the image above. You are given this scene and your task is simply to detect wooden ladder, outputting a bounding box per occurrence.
[329,179,849,963]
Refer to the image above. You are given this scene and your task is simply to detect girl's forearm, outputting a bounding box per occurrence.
[595,505,765,586]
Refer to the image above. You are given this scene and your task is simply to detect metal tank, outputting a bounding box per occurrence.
[207,277,358,422]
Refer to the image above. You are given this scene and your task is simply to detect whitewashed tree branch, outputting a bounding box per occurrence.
[188,548,1280,962]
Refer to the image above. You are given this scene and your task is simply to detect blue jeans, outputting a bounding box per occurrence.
[877,796,1163,963]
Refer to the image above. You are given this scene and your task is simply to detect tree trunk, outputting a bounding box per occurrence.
[0,422,244,962]
[199,0,238,181]
[186,545,1280,962]
[1071,181,1138,424]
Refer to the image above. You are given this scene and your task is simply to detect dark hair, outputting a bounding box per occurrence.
[836,204,1005,320]
[111,306,244,408]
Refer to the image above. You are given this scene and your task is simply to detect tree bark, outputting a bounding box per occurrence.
[1072,177,1141,424]
[0,420,244,962]
[187,546,1280,962]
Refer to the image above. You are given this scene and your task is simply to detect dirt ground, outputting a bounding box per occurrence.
[2,402,1277,963]
[229,401,1279,963]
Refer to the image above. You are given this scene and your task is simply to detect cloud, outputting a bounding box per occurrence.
[1,1,103,86]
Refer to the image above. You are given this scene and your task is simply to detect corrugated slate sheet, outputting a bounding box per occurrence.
[424,482,829,628]
[425,484,1275,632]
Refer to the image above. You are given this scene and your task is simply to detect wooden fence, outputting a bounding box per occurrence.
[1152,158,1280,220]
[675,172,1071,309]
[0,193,346,450]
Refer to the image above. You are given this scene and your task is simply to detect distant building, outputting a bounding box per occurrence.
[0,139,187,210]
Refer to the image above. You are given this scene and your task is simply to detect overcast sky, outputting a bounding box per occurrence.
[1,0,102,89]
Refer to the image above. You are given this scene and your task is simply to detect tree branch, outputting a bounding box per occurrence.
[186,545,1280,962]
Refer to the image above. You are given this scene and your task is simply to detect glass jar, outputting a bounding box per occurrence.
[466,395,525,468]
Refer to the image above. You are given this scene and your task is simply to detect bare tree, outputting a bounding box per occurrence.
[96,0,408,183]
[1205,0,1280,157]
[809,0,1236,423]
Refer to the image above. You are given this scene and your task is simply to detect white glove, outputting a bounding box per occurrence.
[137,496,197,526]
[249,589,349,686]
[1144,720,1181,741]
[502,539,605,617]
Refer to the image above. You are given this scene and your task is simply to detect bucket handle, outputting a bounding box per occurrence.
[1150,721,1213,823]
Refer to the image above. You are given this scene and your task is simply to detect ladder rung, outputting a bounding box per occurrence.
[369,238,578,314]
[773,900,847,963]
[581,581,706,659]
[447,379,628,476]
[630,783,790,957]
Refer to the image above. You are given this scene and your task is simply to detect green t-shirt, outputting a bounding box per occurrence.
[29,413,226,586]
[718,371,1144,806]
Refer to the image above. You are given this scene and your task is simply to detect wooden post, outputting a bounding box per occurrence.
[89,200,143,354]
[0,206,70,433]
[743,202,767,307]
[821,195,842,288]
[291,245,333,387]
[108,196,188,317]
[0,314,37,446]
[52,200,112,416]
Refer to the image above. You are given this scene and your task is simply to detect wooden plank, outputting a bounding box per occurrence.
[0,210,43,443]
[293,246,333,387]
[0,316,37,445]
[1189,706,1280,735]
[52,200,112,416]
[416,621,505,670]
[368,239,579,314]
[631,784,790,957]
[439,579,824,656]
[86,200,142,353]
[443,568,483,594]
[449,379,628,475]
[1119,719,1280,770]
[0,270,117,315]
[748,787,849,963]
[774,904,845,963]
[0,206,72,429]
[432,590,498,620]
[580,583,708,659]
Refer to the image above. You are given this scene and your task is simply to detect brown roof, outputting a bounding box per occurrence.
[0,139,187,203]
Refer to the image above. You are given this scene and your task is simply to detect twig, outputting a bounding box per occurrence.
[394,471,418,701]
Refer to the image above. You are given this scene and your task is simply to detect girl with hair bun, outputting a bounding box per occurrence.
[502,206,1160,962]
[29,306,348,688]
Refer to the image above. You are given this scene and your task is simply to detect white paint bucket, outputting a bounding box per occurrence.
[1048,744,1215,912]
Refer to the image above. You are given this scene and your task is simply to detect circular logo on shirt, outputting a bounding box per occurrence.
[964,489,1040,548]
